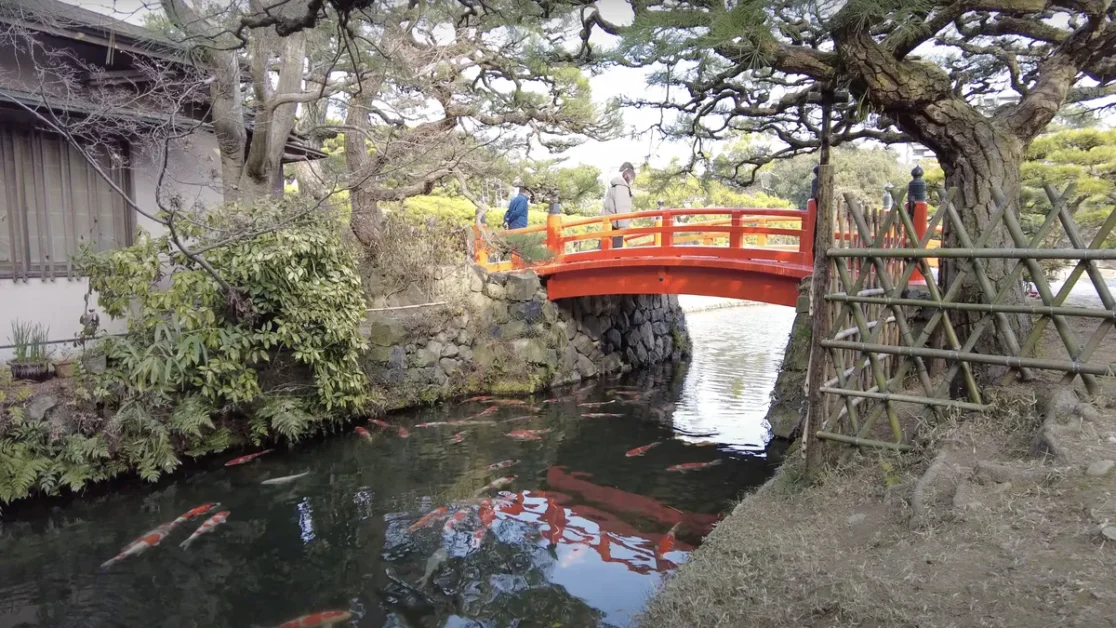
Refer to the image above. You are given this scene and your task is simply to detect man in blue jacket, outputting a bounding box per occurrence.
[503,187,531,230]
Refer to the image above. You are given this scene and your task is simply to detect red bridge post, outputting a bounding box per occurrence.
[661,212,674,247]
[801,199,818,266]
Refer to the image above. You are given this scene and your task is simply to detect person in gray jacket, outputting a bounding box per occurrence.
[601,162,636,248]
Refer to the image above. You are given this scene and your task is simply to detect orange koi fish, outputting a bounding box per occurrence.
[485,459,519,471]
[657,522,682,558]
[578,400,617,408]
[224,449,273,467]
[354,426,373,441]
[276,610,352,628]
[625,442,662,457]
[666,460,723,472]
[179,511,230,549]
[451,432,467,443]
[476,475,516,495]
[582,413,624,418]
[443,508,470,533]
[100,527,171,569]
[474,406,500,417]
[408,506,449,532]
[507,429,549,441]
[463,395,493,403]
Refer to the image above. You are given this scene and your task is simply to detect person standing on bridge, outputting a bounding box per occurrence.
[502,187,531,230]
[602,162,636,248]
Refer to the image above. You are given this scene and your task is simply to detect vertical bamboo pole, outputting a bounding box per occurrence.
[806,164,835,478]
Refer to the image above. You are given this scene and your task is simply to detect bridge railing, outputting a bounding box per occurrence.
[475,206,816,272]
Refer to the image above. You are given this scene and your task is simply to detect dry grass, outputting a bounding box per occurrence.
[642,374,1116,627]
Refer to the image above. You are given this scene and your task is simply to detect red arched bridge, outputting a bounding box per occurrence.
[475,201,934,307]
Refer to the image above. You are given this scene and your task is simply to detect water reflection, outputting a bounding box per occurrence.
[0,305,794,627]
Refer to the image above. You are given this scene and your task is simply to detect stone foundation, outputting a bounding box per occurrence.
[360,266,690,408]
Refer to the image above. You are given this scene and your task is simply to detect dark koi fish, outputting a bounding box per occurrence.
[657,522,681,558]
[625,442,661,457]
[276,610,352,628]
[486,459,519,471]
[666,460,723,472]
[224,449,273,467]
[408,506,449,532]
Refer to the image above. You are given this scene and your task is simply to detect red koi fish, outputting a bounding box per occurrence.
[474,406,500,417]
[179,511,230,549]
[408,506,450,530]
[469,526,487,550]
[408,506,449,532]
[354,426,373,441]
[451,432,467,443]
[582,413,624,418]
[579,400,617,408]
[397,427,410,438]
[486,459,519,471]
[443,508,470,533]
[507,429,550,441]
[625,442,662,457]
[276,610,352,628]
[463,395,493,403]
[477,498,497,529]
[224,449,273,467]
[666,460,723,472]
[100,527,171,569]
[476,475,516,495]
[657,522,681,558]
[369,419,394,430]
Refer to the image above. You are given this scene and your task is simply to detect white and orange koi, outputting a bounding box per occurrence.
[506,429,549,441]
[475,475,516,496]
[443,508,469,533]
[179,510,230,549]
[100,527,171,569]
[578,400,617,408]
[485,459,519,471]
[657,522,682,558]
[408,506,449,532]
[625,442,661,457]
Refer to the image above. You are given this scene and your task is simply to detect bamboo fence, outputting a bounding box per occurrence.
[812,184,1116,453]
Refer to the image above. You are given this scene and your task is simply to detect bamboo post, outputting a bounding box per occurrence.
[805,164,835,478]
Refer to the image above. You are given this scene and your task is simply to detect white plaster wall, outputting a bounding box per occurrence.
[0,129,222,360]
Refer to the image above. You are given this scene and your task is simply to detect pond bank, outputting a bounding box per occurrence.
[640,352,1116,626]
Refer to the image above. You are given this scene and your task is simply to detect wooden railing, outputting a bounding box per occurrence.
[475,206,817,273]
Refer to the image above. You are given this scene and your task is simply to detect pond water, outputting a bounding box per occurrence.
[0,304,795,628]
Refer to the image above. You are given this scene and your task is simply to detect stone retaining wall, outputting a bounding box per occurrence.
[360,266,690,409]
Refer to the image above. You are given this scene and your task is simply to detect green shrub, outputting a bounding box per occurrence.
[0,198,376,506]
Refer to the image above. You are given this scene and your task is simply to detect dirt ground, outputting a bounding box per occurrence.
[641,319,1116,628]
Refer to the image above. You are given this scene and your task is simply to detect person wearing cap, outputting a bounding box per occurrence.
[602,162,636,248]
[503,186,531,230]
